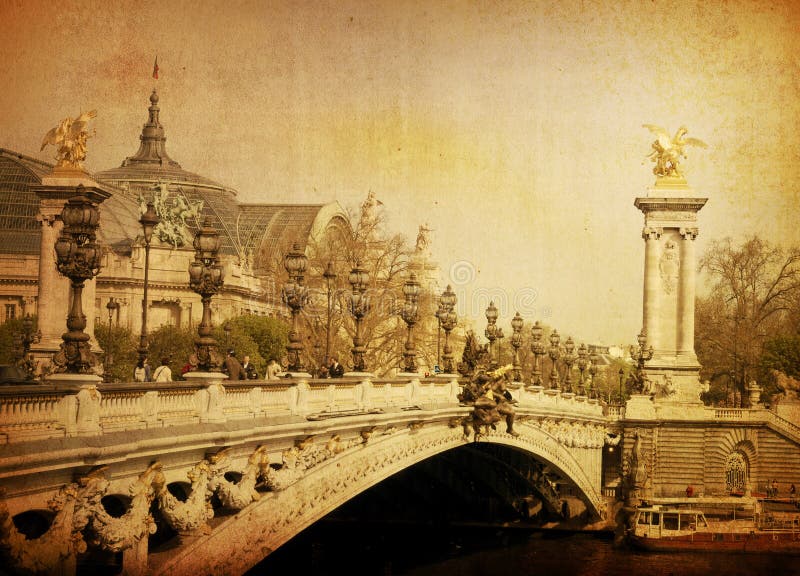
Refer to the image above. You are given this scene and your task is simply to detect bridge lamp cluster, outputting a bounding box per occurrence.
[52,188,103,373]
[188,218,225,371]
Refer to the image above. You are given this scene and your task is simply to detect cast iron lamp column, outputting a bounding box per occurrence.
[323,260,337,367]
[436,285,458,374]
[630,331,654,394]
[563,336,577,393]
[484,301,503,368]
[530,321,545,387]
[13,314,39,378]
[348,261,370,372]
[188,218,225,371]
[576,343,589,396]
[510,312,524,381]
[547,329,561,390]
[52,190,103,373]
[282,242,309,373]
[588,353,599,399]
[138,202,159,365]
[618,367,625,403]
[400,272,421,373]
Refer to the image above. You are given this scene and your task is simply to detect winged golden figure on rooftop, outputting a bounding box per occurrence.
[643,124,707,179]
[41,110,97,170]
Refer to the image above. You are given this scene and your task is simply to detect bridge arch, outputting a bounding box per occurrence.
[151,419,604,576]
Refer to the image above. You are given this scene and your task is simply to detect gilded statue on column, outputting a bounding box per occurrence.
[40,110,97,170]
[643,124,707,179]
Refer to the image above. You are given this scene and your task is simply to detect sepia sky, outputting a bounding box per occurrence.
[1,0,799,345]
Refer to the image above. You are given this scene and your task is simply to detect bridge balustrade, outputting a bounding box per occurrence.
[0,376,618,445]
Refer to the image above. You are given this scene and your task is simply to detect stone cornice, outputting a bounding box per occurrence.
[634,197,708,213]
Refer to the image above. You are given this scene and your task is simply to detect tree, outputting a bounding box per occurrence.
[300,192,440,376]
[215,315,288,377]
[696,237,800,406]
[95,324,137,383]
[146,325,196,380]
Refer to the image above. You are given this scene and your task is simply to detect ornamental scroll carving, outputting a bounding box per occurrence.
[154,460,214,535]
[82,464,161,553]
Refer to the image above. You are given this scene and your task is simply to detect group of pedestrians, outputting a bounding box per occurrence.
[134,353,356,382]
[134,356,172,382]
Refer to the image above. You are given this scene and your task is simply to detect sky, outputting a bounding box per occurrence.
[1,0,799,345]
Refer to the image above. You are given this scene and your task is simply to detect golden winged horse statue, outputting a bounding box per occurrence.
[643,124,707,179]
[41,110,97,170]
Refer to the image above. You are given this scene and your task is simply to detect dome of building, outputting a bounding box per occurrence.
[94,89,349,271]
[0,148,140,256]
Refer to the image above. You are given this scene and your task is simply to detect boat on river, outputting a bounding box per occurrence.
[628,500,800,553]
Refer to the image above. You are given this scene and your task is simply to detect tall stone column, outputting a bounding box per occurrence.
[635,186,707,415]
[677,227,699,362]
[642,226,662,352]
[30,195,72,357]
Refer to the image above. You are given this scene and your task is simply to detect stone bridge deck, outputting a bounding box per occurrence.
[2,374,798,576]
[0,372,610,576]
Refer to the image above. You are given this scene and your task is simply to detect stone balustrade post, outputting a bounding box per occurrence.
[184,372,227,424]
[142,390,159,427]
[288,379,310,416]
[49,373,103,436]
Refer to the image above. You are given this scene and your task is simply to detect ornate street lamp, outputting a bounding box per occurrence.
[618,367,625,403]
[576,343,589,396]
[322,260,337,367]
[588,353,599,399]
[13,314,39,379]
[400,272,421,373]
[138,201,159,365]
[282,242,309,373]
[436,285,458,374]
[188,218,225,371]
[106,297,119,327]
[510,312,524,381]
[348,261,370,372]
[629,331,654,394]
[484,301,503,367]
[563,336,577,393]
[530,321,545,387]
[52,189,103,373]
[223,321,231,347]
[547,329,561,390]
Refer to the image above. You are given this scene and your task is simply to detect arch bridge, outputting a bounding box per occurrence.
[0,371,612,575]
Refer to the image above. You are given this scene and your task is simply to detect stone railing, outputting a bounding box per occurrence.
[0,373,461,444]
[0,374,615,445]
[709,406,800,445]
[514,384,605,417]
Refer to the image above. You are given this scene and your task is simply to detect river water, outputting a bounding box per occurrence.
[252,521,800,576]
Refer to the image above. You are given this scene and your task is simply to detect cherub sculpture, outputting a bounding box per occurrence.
[643,124,707,179]
[41,110,98,169]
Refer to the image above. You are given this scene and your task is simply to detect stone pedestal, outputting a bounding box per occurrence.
[635,181,707,412]
[625,394,657,420]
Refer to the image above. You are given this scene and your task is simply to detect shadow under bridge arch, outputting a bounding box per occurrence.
[150,418,605,576]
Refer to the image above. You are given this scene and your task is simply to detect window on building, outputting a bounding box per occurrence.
[725,451,748,492]
[5,303,15,322]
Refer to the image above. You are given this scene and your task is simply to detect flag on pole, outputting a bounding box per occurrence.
[153,56,159,80]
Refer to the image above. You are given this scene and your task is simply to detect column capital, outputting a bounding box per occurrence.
[642,226,663,241]
[679,227,699,241]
